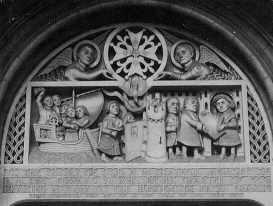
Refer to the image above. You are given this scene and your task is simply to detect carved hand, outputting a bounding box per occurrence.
[111,131,118,137]
[34,87,46,96]
[102,69,114,79]
[217,124,225,132]
[162,71,173,76]
[71,124,79,130]
[202,124,208,133]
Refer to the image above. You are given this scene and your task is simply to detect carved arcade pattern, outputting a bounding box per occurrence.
[247,90,270,163]
[3,90,26,164]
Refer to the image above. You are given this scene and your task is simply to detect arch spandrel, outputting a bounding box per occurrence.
[0,2,273,206]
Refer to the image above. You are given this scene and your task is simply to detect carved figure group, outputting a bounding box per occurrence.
[36,88,61,126]
[34,87,241,162]
[35,88,93,142]
[31,26,244,164]
[146,93,240,161]
[36,88,241,162]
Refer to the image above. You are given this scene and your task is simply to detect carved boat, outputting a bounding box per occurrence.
[33,90,104,153]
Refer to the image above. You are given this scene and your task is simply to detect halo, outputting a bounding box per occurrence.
[210,92,235,110]
[73,40,101,68]
[170,40,200,69]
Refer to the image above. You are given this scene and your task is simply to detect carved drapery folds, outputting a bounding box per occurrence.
[2,24,271,164]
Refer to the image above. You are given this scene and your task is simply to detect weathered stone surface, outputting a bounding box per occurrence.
[2,166,271,198]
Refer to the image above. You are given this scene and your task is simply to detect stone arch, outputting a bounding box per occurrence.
[0,1,273,205]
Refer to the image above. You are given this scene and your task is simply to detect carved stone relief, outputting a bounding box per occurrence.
[1,24,271,164]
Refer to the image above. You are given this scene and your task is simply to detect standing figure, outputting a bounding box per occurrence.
[211,93,241,160]
[35,88,58,125]
[60,103,69,121]
[52,94,65,141]
[165,97,180,159]
[98,101,124,161]
[65,40,109,81]
[62,106,79,142]
[74,105,100,157]
[178,96,207,159]
[52,94,62,119]
[164,42,210,80]
[74,105,90,128]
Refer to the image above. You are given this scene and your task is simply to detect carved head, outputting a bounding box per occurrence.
[106,101,120,116]
[174,43,195,66]
[78,45,96,66]
[66,106,76,118]
[74,41,98,67]
[60,103,69,114]
[212,93,235,113]
[183,96,199,113]
[43,95,53,107]
[76,105,89,118]
[52,94,61,106]
[166,97,180,114]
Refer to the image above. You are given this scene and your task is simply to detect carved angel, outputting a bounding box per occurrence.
[162,40,239,80]
[34,40,112,81]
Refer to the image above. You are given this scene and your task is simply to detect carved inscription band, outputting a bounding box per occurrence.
[3,166,271,198]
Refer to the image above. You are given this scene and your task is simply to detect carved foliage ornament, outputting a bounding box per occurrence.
[104,25,168,81]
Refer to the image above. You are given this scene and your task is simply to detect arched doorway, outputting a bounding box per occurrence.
[0,1,273,206]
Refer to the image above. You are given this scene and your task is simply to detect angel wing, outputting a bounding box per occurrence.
[199,45,230,73]
[33,47,73,81]
[39,47,73,76]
